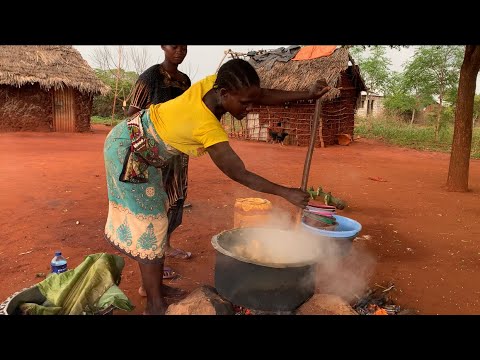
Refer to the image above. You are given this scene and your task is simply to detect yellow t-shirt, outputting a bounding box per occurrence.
[149,74,229,157]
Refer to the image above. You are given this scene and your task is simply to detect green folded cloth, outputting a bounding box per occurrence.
[19,253,134,315]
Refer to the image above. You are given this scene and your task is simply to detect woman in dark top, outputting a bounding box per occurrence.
[126,45,192,288]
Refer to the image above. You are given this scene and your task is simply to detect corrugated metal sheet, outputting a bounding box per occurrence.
[53,88,75,132]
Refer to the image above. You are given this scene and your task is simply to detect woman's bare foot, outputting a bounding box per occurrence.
[139,284,188,298]
[162,284,188,297]
[143,302,167,315]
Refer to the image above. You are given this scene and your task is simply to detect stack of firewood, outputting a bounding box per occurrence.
[351,282,414,315]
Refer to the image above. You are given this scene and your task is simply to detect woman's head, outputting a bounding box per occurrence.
[161,45,188,65]
[214,59,261,120]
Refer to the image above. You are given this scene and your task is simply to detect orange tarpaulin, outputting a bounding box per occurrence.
[292,45,338,61]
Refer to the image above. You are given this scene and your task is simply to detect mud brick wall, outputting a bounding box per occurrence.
[0,84,53,131]
[0,85,94,132]
[321,88,357,146]
[255,102,314,146]
[243,72,359,147]
[252,90,357,147]
[75,91,93,132]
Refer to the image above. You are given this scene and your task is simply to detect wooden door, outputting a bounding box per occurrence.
[53,88,76,132]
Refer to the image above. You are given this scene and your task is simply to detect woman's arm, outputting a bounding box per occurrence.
[257,79,330,106]
[126,79,150,116]
[206,142,309,208]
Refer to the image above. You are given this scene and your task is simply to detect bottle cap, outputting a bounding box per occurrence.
[55,251,62,256]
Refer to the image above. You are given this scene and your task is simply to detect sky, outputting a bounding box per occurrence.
[74,45,479,93]
[74,45,415,83]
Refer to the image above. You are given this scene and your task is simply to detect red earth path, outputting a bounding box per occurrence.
[1,124,479,315]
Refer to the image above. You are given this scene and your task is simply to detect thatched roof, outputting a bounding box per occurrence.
[0,45,109,95]
[248,46,366,101]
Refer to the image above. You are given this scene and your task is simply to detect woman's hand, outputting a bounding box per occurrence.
[207,143,310,207]
[308,79,331,99]
[282,188,311,208]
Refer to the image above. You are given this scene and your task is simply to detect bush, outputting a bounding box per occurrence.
[92,69,137,118]
[354,115,480,158]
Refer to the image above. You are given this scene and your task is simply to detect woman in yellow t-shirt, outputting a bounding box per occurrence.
[103,58,330,315]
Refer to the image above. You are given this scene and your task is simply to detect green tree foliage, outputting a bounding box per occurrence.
[383,72,417,119]
[403,46,463,139]
[92,69,138,118]
[350,45,479,191]
[353,46,391,95]
[383,71,434,121]
[404,46,462,100]
[474,95,480,124]
[350,46,392,118]
[348,46,365,63]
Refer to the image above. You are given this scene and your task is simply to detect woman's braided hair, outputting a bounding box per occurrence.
[214,59,260,91]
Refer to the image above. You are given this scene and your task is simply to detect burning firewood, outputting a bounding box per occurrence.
[351,282,406,315]
[233,304,293,315]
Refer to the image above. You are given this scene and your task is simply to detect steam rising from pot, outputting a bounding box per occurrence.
[219,207,375,303]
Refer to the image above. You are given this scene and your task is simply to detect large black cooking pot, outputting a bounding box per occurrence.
[211,227,320,312]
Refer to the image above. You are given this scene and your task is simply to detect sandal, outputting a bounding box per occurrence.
[163,266,177,279]
[165,248,192,260]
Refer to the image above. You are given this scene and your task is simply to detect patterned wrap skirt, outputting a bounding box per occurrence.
[103,110,181,264]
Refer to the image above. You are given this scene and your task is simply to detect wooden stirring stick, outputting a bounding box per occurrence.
[295,98,323,227]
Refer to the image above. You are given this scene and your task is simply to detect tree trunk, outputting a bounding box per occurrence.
[446,45,480,192]
[365,91,370,118]
[435,95,443,142]
[410,108,415,125]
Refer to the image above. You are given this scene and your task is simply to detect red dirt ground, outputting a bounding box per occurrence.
[1,124,479,315]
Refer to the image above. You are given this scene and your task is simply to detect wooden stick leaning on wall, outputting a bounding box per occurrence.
[318,108,325,148]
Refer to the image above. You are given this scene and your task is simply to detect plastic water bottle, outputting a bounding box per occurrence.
[51,251,68,274]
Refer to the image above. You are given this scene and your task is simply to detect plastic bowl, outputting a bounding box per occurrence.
[300,215,362,256]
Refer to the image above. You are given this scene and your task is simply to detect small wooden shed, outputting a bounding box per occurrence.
[0,45,109,132]
[225,46,366,147]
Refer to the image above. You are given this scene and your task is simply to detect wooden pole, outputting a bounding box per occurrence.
[295,99,323,226]
[111,46,122,126]
[215,50,230,73]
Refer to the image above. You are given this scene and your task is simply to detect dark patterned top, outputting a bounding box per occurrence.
[129,64,191,110]
[127,64,191,231]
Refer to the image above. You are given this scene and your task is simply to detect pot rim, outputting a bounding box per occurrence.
[211,228,318,268]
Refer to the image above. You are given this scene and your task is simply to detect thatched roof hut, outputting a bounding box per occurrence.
[224,46,366,147]
[0,45,109,132]
[251,46,364,101]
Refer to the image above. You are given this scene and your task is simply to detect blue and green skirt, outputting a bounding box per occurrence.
[103,110,181,264]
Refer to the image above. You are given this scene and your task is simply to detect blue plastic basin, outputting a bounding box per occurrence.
[300,215,362,256]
